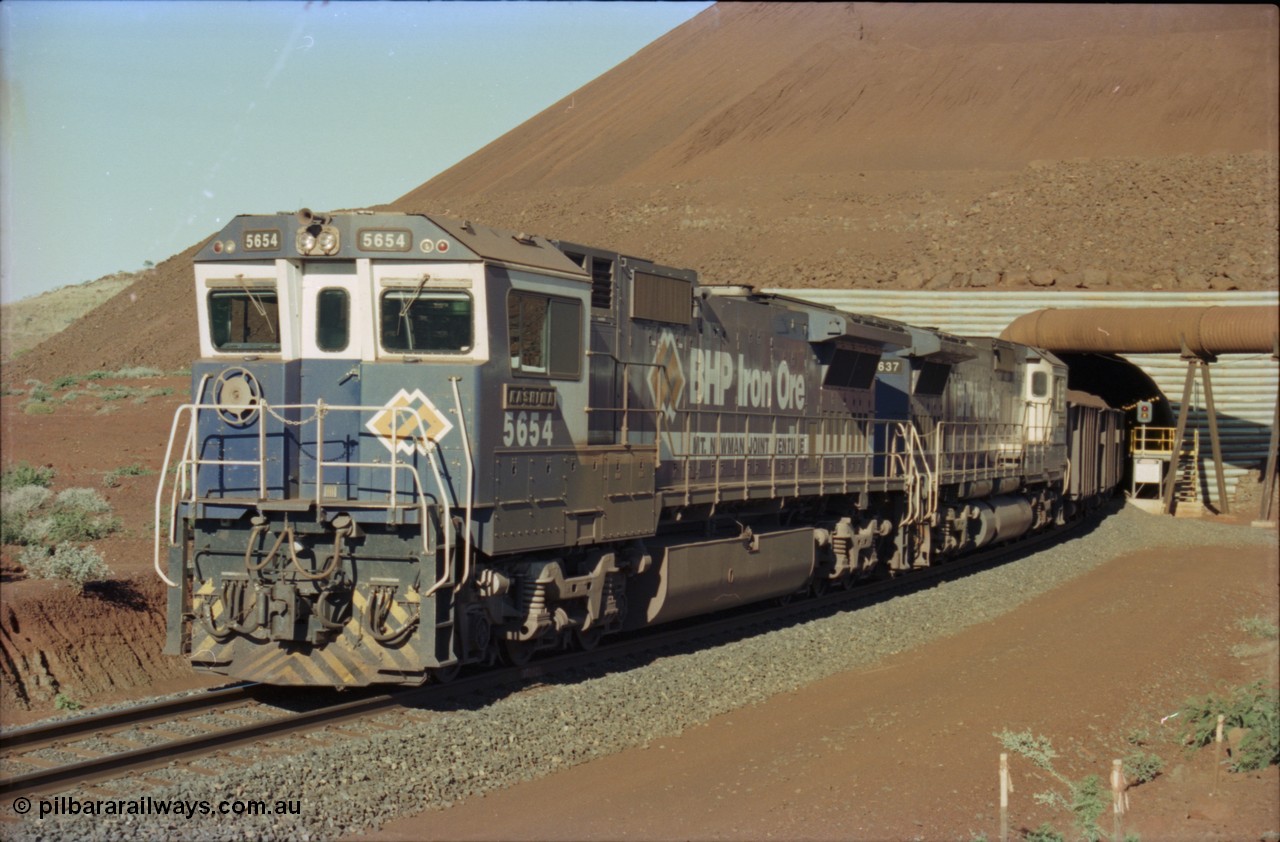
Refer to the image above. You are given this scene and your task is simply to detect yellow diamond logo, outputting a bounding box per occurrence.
[366,388,453,456]
[649,330,685,422]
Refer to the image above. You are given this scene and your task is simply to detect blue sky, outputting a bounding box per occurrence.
[0,1,711,304]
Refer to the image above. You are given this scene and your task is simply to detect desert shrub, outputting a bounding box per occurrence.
[1123,749,1164,784]
[23,401,56,415]
[1,463,55,491]
[995,730,1108,842]
[20,543,112,592]
[55,488,111,514]
[1,485,53,544]
[54,693,83,711]
[1065,775,1107,842]
[22,379,50,402]
[51,374,83,389]
[1238,615,1280,640]
[20,488,120,543]
[103,462,150,488]
[1024,823,1065,842]
[3,505,27,544]
[1180,681,1280,772]
[2,485,52,515]
[112,366,161,379]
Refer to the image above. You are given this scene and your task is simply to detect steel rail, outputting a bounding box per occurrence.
[0,683,258,754]
[0,686,410,798]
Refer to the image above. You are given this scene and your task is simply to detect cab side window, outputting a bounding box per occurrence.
[509,291,581,379]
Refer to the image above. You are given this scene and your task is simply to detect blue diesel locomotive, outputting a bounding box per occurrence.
[156,210,1122,685]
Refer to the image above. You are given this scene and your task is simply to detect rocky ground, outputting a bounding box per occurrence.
[416,153,1279,294]
[3,505,1275,841]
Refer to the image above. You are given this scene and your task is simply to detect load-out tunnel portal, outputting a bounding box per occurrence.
[1001,305,1279,518]
[1057,352,1174,426]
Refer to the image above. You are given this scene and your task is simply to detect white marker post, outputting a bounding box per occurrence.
[1110,759,1128,841]
[999,752,1010,842]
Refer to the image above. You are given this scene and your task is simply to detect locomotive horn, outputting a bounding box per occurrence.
[296,207,331,225]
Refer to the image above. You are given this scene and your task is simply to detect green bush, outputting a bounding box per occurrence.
[996,730,1109,842]
[103,462,150,488]
[1024,823,1064,842]
[1066,775,1107,842]
[1,463,55,491]
[1180,681,1280,772]
[20,543,112,592]
[18,488,120,544]
[0,485,53,544]
[54,692,83,711]
[23,380,51,403]
[100,386,139,401]
[112,366,161,379]
[1238,615,1280,640]
[1123,749,1164,784]
[55,488,111,514]
[1,507,25,544]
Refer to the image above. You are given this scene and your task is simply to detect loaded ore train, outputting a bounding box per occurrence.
[156,210,1123,686]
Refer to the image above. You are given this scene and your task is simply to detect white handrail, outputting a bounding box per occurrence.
[421,441,455,598]
[153,405,193,587]
[154,397,451,585]
[449,378,475,589]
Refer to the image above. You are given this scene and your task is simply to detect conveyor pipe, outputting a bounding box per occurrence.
[1000,306,1278,356]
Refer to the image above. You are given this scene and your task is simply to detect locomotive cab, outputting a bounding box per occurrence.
[163,211,595,684]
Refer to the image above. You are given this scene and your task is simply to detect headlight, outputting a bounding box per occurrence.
[296,225,339,255]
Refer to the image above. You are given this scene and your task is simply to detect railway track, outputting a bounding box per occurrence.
[1,515,1084,802]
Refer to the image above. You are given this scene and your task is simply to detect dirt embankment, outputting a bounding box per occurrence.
[411,153,1278,292]
[0,382,221,723]
[0,576,208,719]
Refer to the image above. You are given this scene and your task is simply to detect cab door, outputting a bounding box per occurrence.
[298,260,372,501]
[1024,359,1055,444]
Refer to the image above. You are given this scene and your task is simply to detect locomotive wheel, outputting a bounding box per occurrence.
[500,639,536,667]
[573,626,603,652]
[430,662,462,684]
